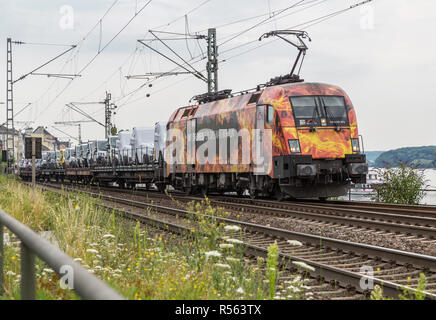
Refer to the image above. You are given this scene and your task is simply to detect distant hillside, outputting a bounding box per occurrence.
[364,151,384,166]
[374,146,436,168]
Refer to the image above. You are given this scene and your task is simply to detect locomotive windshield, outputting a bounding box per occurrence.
[290,95,349,127]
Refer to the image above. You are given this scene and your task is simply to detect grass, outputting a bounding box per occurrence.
[370,273,429,300]
[0,176,312,300]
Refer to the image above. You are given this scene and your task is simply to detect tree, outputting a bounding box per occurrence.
[374,162,427,205]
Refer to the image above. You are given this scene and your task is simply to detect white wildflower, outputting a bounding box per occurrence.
[73,258,83,262]
[236,287,244,294]
[219,243,234,249]
[86,249,99,254]
[205,250,221,259]
[292,261,315,272]
[6,271,16,276]
[214,263,231,269]
[226,257,240,263]
[94,266,102,270]
[224,225,241,232]
[43,268,54,273]
[287,240,303,247]
[114,269,122,273]
[103,234,115,239]
[226,238,243,244]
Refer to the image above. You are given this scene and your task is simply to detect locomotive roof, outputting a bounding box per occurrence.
[168,81,348,123]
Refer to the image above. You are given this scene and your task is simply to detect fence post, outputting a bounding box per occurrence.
[20,242,35,300]
[0,223,3,296]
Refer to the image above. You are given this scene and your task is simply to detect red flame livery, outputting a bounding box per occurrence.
[166,81,367,199]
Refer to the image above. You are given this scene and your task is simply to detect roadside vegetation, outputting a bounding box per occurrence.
[0,176,312,300]
[370,273,428,300]
[374,162,428,205]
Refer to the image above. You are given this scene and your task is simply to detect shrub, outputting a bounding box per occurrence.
[374,162,427,205]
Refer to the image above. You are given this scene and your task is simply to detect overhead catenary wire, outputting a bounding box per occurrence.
[114,0,375,110]
[14,0,121,124]
[113,0,329,106]
[73,0,217,116]
[35,0,154,122]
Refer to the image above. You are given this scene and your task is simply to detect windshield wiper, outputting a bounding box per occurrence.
[324,106,341,132]
[309,106,318,132]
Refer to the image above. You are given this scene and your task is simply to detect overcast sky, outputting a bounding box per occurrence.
[1,0,435,151]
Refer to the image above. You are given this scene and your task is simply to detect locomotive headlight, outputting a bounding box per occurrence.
[288,139,301,154]
[351,138,360,153]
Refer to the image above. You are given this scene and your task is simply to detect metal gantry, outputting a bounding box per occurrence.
[206,28,218,93]
[137,27,218,94]
[6,38,15,173]
[104,92,116,139]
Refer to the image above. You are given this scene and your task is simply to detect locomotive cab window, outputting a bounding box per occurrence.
[267,105,274,125]
[290,96,320,127]
[321,96,348,125]
[182,108,191,117]
[290,95,349,127]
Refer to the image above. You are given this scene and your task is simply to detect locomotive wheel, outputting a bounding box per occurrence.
[157,183,166,193]
[274,185,285,201]
[199,186,208,197]
[236,188,244,197]
[249,188,258,199]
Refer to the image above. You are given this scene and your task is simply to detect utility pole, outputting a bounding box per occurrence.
[137,28,218,94]
[5,38,76,175]
[6,38,15,175]
[206,28,218,93]
[31,137,35,189]
[104,92,116,139]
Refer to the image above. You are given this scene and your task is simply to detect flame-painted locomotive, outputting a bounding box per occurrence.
[166,81,368,200]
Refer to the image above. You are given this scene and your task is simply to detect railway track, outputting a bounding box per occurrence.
[42,182,436,243]
[30,181,436,299]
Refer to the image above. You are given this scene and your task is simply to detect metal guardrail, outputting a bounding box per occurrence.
[0,208,124,300]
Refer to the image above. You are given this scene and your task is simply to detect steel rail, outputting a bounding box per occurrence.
[37,183,436,298]
[61,183,436,238]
